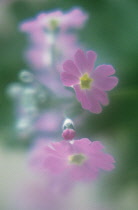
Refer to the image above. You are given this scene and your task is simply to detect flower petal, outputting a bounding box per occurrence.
[63,60,81,77]
[86,50,97,73]
[61,72,79,86]
[44,156,65,173]
[91,141,105,151]
[93,76,118,91]
[74,84,91,110]
[74,49,88,74]
[87,89,102,113]
[91,153,115,171]
[73,138,92,154]
[70,163,97,181]
[93,88,109,106]
[92,65,116,77]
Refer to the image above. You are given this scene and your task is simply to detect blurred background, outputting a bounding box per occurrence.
[0,0,138,209]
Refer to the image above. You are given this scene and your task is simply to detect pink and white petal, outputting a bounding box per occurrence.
[86,50,97,73]
[63,60,81,77]
[74,49,88,74]
[93,76,118,91]
[92,65,116,77]
[93,88,109,106]
[61,72,79,87]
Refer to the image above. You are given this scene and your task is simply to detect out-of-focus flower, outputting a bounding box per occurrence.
[61,49,118,113]
[25,34,79,71]
[35,110,63,133]
[20,8,88,34]
[30,138,115,181]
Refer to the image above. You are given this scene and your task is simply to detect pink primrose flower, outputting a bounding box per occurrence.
[30,138,115,181]
[61,49,118,113]
[20,8,88,35]
[35,9,87,31]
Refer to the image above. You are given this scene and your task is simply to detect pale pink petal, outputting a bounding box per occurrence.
[70,164,97,181]
[50,141,72,157]
[73,138,92,154]
[87,90,102,113]
[91,141,105,151]
[92,153,115,171]
[64,9,88,29]
[74,49,88,74]
[44,156,65,173]
[74,84,91,110]
[86,50,97,73]
[93,88,109,106]
[93,76,118,91]
[92,65,116,77]
[80,91,91,110]
[63,60,81,77]
[89,100,102,113]
[61,72,79,86]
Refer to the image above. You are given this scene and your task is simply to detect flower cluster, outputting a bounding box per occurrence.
[20,8,87,94]
[9,7,118,208]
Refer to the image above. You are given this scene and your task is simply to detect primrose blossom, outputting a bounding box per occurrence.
[20,8,88,34]
[61,49,118,113]
[30,138,115,181]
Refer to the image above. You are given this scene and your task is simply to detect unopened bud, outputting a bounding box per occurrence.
[62,129,76,141]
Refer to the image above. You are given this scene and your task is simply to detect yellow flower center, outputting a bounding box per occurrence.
[80,73,93,89]
[68,154,87,165]
[50,19,59,30]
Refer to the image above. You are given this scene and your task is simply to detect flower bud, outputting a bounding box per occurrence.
[62,128,76,140]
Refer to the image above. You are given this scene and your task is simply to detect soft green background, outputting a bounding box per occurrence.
[0,0,138,209]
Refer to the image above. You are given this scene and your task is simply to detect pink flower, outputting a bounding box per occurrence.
[20,8,88,34]
[38,8,88,30]
[61,49,118,113]
[25,34,79,70]
[30,138,115,181]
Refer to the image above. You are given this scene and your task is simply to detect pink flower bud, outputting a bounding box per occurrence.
[62,129,76,140]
